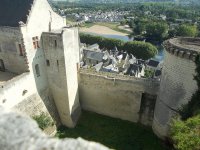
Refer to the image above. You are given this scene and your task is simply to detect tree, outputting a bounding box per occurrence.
[79,33,103,46]
[123,41,158,60]
[176,24,198,37]
[170,115,200,150]
[79,33,124,50]
[132,18,147,35]
[80,33,158,60]
[101,38,124,50]
[145,22,169,41]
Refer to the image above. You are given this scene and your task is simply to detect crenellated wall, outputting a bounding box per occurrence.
[79,69,160,126]
[153,37,199,139]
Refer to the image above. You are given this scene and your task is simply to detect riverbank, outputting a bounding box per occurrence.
[80,24,129,36]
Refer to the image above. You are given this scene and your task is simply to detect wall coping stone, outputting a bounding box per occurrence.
[0,106,109,150]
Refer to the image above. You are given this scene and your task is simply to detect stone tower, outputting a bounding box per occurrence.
[41,28,81,127]
[152,37,200,138]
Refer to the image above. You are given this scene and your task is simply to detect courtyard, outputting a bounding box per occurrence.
[56,111,172,150]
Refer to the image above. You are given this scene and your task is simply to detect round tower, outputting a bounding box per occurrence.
[152,37,200,139]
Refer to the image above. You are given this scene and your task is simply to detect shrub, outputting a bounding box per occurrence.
[124,41,158,60]
[170,115,200,150]
[33,113,54,130]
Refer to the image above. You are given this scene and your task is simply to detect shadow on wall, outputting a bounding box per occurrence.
[138,93,157,126]
[71,90,82,125]
[32,47,61,125]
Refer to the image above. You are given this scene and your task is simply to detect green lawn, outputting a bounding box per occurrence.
[56,111,172,150]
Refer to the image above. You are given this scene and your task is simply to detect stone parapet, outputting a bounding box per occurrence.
[79,68,160,85]
[0,106,109,150]
[163,37,200,61]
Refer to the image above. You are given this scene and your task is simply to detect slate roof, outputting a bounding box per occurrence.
[155,70,162,77]
[147,60,160,68]
[87,43,99,50]
[83,49,104,61]
[0,0,34,27]
[126,64,143,76]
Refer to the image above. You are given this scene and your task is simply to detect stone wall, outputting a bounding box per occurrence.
[13,89,61,124]
[0,73,60,125]
[0,106,108,150]
[79,69,160,125]
[153,38,199,139]
[0,27,28,73]
[42,28,81,128]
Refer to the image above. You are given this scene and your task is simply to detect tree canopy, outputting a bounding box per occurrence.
[123,41,157,60]
[176,25,198,37]
[79,33,158,60]
[170,115,200,150]
[145,22,169,41]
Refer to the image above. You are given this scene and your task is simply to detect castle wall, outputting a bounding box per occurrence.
[0,27,28,74]
[0,72,60,124]
[19,0,66,93]
[4,0,68,123]
[42,28,81,127]
[79,70,160,125]
[0,0,74,128]
[153,39,198,138]
[0,73,35,108]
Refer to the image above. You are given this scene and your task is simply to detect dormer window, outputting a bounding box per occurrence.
[32,36,40,49]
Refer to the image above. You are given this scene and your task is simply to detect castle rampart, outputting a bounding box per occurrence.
[153,37,199,139]
[79,69,160,126]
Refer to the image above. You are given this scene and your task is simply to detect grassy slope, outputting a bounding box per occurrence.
[56,111,171,150]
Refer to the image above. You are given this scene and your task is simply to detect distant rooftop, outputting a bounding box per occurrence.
[0,0,34,27]
[168,37,200,53]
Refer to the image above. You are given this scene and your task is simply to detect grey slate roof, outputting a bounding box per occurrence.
[126,64,143,76]
[0,0,34,27]
[155,70,162,77]
[147,60,160,68]
[83,49,104,61]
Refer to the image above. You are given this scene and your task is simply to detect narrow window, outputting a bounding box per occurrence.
[33,41,36,49]
[36,41,40,48]
[55,40,57,48]
[32,36,39,49]
[36,36,40,48]
[57,60,59,72]
[18,44,23,56]
[35,64,40,77]
[46,60,50,66]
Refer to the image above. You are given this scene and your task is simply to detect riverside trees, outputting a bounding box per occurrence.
[79,33,157,60]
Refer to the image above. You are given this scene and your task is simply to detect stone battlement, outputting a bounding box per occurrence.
[80,68,160,84]
[163,37,200,61]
